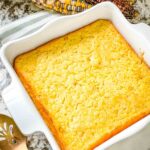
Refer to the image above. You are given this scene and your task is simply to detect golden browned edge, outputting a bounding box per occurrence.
[90,112,149,150]
[13,66,66,149]
[14,20,150,150]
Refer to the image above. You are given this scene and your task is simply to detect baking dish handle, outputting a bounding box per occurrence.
[132,23,150,42]
[1,81,60,150]
[2,82,44,133]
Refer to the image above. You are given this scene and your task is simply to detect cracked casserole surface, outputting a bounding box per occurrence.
[14,20,150,150]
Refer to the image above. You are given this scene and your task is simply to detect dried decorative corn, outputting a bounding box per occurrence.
[32,0,91,14]
[85,0,136,18]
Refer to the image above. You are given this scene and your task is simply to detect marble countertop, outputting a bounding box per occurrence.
[0,0,150,150]
[0,0,150,27]
[0,0,39,26]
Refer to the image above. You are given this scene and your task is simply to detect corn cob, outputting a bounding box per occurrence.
[32,0,91,15]
[84,0,136,18]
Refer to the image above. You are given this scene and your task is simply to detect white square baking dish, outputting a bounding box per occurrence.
[0,2,150,150]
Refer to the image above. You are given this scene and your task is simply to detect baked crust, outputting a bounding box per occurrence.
[14,20,150,150]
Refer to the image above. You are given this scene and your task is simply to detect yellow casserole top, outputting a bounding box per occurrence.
[14,20,150,150]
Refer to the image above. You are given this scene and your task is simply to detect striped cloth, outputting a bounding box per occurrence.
[0,12,60,115]
[0,12,61,150]
[0,11,60,46]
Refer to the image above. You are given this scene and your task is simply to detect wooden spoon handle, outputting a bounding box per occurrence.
[14,140,28,150]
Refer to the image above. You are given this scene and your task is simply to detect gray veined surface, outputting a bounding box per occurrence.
[0,0,150,149]
[107,124,150,150]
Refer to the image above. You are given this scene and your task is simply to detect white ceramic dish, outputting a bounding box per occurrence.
[1,2,150,150]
